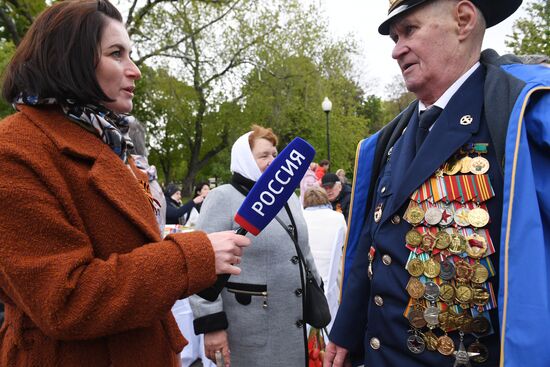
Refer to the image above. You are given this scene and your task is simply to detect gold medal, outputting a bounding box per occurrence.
[437,335,455,356]
[472,286,490,306]
[439,282,455,304]
[465,233,488,259]
[407,258,425,277]
[468,207,490,228]
[444,160,461,175]
[423,258,441,278]
[421,233,437,252]
[406,205,425,225]
[459,156,472,173]
[434,230,451,250]
[406,277,426,299]
[469,156,490,175]
[471,263,489,284]
[455,260,474,282]
[405,229,423,247]
[449,233,467,254]
[438,310,452,330]
[423,331,438,351]
[455,284,473,304]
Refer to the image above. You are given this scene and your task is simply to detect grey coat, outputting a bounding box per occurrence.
[190,184,320,367]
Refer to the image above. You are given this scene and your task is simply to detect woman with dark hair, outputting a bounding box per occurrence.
[0,1,249,366]
[189,125,320,366]
[184,182,210,227]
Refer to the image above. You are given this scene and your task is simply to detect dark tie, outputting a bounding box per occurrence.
[415,106,443,152]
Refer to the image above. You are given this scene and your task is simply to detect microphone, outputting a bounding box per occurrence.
[197,137,316,301]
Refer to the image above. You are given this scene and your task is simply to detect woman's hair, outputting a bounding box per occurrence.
[248,124,278,149]
[303,186,330,209]
[2,0,122,104]
[194,182,210,196]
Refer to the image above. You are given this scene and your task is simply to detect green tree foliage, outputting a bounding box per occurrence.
[506,0,550,56]
[0,0,47,45]
[241,2,369,174]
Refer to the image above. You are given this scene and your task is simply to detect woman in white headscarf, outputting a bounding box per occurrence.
[190,125,320,367]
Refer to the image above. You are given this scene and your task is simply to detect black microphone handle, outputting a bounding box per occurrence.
[196,227,248,302]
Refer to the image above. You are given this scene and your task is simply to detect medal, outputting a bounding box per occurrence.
[465,233,488,259]
[455,284,473,304]
[440,205,454,226]
[435,230,452,250]
[374,203,383,222]
[467,207,490,228]
[423,305,440,326]
[406,229,423,247]
[459,313,474,334]
[407,258,425,277]
[449,233,467,254]
[437,335,455,356]
[406,277,426,299]
[444,160,462,176]
[471,316,490,335]
[472,286,490,306]
[438,310,452,330]
[421,233,437,252]
[471,263,489,284]
[455,260,473,282]
[423,258,441,278]
[454,207,470,227]
[408,308,428,329]
[425,207,443,226]
[407,333,426,354]
[440,260,456,281]
[467,340,489,363]
[459,156,472,174]
[423,330,439,351]
[439,282,455,304]
[406,205,425,225]
[424,281,440,302]
[453,332,477,367]
[469,156,490,175]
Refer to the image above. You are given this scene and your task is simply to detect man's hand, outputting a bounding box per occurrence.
[207,231,250,275]
[324,342,351,367]
[204,330,230,367]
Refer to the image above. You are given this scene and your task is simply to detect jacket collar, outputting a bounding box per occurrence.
[20,105,161,241]
[381,65,486,224]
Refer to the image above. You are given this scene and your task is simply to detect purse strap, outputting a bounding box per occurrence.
[275,204,310,274]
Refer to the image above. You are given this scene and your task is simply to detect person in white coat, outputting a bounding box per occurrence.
[302,186,347,332]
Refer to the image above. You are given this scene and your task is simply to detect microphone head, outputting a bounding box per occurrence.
[234,137,315,235]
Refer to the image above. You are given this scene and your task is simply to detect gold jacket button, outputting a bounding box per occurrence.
[370,337,381,350]
[382,254,392,266]
[374,295,384,307]
[391,215,401,224]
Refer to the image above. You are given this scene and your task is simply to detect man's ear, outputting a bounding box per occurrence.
[455,0,477,40]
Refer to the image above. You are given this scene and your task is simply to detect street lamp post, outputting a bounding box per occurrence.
[322,97,332,163]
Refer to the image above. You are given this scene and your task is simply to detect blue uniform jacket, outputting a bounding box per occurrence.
[331,50,550,367]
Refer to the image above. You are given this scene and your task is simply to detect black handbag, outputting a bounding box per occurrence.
[276,206,331,329]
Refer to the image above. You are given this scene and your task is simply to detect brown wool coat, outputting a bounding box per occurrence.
[0,106,217,367]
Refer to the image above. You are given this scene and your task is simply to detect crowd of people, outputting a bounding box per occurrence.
[0,1,548,367]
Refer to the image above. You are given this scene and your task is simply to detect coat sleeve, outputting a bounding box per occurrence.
[0,148,216,341]
[189,187,236,334]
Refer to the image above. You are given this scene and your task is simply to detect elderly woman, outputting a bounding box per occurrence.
[190,125,320,366]
[0,1,249,366]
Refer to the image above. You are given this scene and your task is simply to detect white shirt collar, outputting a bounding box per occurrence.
[418,62,481,112]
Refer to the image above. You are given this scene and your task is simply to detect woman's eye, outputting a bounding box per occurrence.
[111,50,121,58]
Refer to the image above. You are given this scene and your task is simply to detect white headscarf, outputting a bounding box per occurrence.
[230,131,262,181]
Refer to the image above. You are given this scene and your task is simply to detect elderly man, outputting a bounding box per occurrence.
[325,1,550,367]
[322,173,352,222]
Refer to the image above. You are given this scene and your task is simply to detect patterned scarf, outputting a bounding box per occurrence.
[15,94,134,162]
